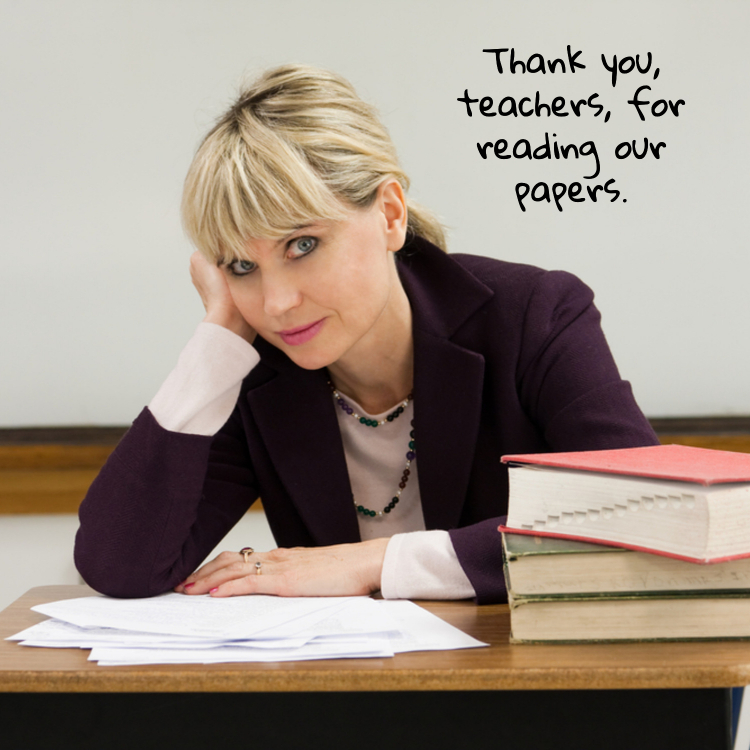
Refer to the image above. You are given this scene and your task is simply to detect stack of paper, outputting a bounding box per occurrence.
[8,594,486,665]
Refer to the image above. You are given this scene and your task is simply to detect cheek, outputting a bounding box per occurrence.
[229,286,264,326]
[318,258,390,321]
[335,241,392,296]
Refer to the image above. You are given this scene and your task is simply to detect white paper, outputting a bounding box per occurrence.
[375,600,488,653]
[89,637,395,665]
[32,593,356,639]
[14,594,487,666]
[249,596,401,639]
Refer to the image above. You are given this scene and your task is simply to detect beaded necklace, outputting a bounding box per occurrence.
[328,382,416,518]
[330,384,411,427]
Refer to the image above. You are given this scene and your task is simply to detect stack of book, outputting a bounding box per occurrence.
[498,444,750,643]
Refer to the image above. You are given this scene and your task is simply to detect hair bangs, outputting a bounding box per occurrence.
[183,119,346,262]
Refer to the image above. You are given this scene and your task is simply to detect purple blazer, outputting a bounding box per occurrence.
[75,237,658,603]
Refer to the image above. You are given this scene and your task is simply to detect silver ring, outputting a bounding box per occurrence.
[240,547,254,564]
[255,561,262,575]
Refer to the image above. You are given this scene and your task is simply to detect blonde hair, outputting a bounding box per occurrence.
[182,64,446,261]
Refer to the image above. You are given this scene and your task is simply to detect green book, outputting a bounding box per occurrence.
[503,532,750,642]
[502,532,750,597]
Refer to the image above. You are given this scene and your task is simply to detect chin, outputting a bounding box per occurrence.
[276,342,341,371]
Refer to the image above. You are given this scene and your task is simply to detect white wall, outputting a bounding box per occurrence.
[1,0,748,424]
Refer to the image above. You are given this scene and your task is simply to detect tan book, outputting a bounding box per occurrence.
[507,589,750,643]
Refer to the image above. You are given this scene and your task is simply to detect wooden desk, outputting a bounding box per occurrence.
[0,585,740,750]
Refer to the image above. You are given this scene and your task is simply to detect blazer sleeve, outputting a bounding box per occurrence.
[74,405,259,598]
[450,269,659,604]
[514,269,658,451]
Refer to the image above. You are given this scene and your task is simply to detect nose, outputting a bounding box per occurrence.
[261,271,303,318]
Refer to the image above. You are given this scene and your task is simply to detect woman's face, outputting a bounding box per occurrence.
[221,181,408,371]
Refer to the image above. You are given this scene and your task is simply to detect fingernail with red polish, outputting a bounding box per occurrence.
[184,582,195,590]
[210,587,218,594]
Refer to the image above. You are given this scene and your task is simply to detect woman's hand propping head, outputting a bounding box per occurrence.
[190,251,257,344]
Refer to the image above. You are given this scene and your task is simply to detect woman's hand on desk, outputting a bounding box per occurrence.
[190,251,256,344]
[174,538,390,598]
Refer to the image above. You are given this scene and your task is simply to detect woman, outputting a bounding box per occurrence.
[74,64,658,604]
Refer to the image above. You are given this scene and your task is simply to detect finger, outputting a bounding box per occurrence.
[189,252,234,307]
[210,561,345,598]
[209,568,291,598]
[177,547,298,595]
[190,550,241,580]
[189,252,212,309]
[178,550,249,593]
[186,557,264,595]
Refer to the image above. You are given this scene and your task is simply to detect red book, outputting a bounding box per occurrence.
[499,445,750,563]
[502,444,750,486]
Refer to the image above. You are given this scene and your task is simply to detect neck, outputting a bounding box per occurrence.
[327,272,414,414]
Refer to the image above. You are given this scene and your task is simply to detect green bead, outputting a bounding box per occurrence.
[357,505,364,513]
[369,509,376,517]
[359,417,367,424]
[410,430,415,438]
[409,441,415,449]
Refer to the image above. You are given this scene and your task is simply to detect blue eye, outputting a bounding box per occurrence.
[290,237,317,257]
[228,259,256,276]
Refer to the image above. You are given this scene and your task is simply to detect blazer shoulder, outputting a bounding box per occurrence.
[448,252,591,304]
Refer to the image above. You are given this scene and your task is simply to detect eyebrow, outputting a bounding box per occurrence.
[278,224,319,243]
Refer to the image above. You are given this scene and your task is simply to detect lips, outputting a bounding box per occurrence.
[278,318,326,346]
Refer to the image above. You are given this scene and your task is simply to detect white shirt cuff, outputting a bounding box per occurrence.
[149,322,260,436]
[380,530,476,600]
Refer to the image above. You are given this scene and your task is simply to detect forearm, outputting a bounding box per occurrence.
[449,518,507,604]
[75,408,219,597]
[149,322,259,436]
[76,325,261,597]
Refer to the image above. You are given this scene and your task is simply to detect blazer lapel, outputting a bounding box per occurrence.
[246,347,360,546]
[399,239,494,530]
[412,330,486,530]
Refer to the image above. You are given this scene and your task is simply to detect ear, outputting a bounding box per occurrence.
[377,179,408,253]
